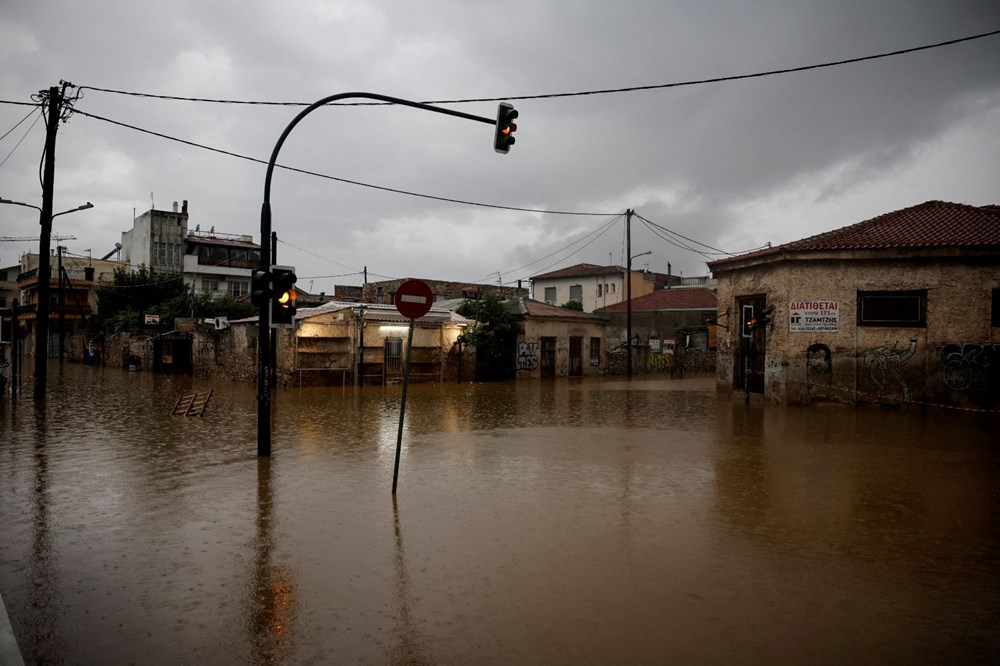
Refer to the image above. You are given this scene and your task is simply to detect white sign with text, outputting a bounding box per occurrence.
[789,300,839,332]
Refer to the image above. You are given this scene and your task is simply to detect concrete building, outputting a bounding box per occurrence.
[361,277,526,305]
[708,200,1000,409]
[596,287,718,373]
[120,200,260,298]
[507,297,608,378]
[530,263,665,313]
[7,252,129,360]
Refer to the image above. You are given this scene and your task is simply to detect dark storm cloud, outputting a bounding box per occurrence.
[1,0,999,285]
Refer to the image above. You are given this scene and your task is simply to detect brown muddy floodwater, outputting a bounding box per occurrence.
[1,363,998,664]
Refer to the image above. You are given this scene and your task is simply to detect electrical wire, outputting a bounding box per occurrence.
[504,213,624,282]
[638,217,716,261]
[72,108,615,217]
[0,107,42,170]
[634,213,732,255]
[76,28,1000,107]
[472,213,624,283]
[276,237,362,273]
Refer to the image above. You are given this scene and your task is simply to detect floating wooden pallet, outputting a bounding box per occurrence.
[171,390,214,417]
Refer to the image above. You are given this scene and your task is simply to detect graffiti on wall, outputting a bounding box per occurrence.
[517,341,539,371]
[864,339,917,403]
[648,352,674,371]
[805,343,832,393]
[939,343,999,391]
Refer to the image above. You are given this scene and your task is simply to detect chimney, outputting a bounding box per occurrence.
[182,200,188,215]
[667,262,672,289]
[172,201,178,213]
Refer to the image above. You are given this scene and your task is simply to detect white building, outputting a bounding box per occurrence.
[530,263,655,313]
[120,200,261,298]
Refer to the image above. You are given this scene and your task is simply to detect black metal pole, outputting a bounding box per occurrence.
[269,231,277,391]
[57,245,65,361]
[626,208,633,379]
[257,92,495,457]
[35,86,62,400]
[392,319,416,494]
[11,298,18,401]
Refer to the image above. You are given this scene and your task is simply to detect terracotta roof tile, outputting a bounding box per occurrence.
[709,200,1000,269]
[597,287,717,313]
[506,297,607,320]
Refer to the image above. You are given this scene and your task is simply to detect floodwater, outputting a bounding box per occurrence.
[1,364,998,664]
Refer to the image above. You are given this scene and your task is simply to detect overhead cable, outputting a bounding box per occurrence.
[72,108,614,217]
[76,28,1000,106]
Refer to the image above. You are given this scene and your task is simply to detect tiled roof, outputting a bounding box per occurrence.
[507,297,607,320]
[531,263,625,280]
[709,200,1000,269]
[597,287,717,313]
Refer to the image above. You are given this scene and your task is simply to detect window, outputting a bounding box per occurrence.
[569,284,582,302]
[229,280,249,297]
[610,283,616,293]
[589,337,601,366]
[992,288,1000,327]
[858,290,926,327]
[202,279,220,293]
[544,287,556,304]
[597,284,603,297]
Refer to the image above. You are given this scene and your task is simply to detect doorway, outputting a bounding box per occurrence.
[735,295,766,396]
[540,337,556,378]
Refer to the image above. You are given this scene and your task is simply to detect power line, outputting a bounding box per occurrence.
[499,213,625,283]
[634,213,731,255]
[0,107,42,170]
[77,28,1000,106]
[72,108,614,217]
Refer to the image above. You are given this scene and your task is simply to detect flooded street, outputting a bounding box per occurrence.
[1,364,998,664]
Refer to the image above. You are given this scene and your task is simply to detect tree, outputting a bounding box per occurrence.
[561,300,584,311]
[456,294,520,381]
[94,266,187,335]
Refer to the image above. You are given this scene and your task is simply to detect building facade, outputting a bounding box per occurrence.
[530,263,658,313]
[121,200,260,299]
[507,298,608,378]
[708,201,1000,409]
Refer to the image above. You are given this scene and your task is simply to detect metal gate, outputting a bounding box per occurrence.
[384,338,403,380]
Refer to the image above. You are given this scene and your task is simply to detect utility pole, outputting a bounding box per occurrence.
[626,208,634,379]
[34,84,65,400]
[269,231,278,390]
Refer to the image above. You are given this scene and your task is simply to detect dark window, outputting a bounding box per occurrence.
[544,287,556,304]
[857,290,926,327]
[992,288,1000,327]
[589,337,601,365]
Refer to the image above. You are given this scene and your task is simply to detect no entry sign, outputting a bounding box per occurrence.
[394,279,434,320]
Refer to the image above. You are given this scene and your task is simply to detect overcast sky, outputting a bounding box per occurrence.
[2,1,998,294]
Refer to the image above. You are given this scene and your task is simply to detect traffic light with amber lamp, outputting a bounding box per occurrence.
[251,269,271,307]
[494,102,518,154]
[270,265,297,328]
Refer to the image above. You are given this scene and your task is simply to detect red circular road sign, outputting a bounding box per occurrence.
[394,279,434,320]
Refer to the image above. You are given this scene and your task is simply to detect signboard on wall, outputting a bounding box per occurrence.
[789,300,839,333]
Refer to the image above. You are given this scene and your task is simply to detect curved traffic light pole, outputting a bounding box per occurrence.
[257,92,499,456]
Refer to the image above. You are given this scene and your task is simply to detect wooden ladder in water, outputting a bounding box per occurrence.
[171,390,214,417]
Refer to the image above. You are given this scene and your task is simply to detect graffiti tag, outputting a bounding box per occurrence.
[939,343,999,391]
[517,341,539,371]
[864,339,917,403]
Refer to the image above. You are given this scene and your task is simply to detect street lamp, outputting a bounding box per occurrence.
[0,196,94,398]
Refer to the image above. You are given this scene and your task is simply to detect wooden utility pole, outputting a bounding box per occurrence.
[34,85,65,400]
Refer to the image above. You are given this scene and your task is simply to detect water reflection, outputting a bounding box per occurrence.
[0,366,997,662]
[246,457,296,662]
[388,497,430,665]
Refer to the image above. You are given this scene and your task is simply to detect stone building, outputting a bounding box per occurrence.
[596,287,717,373]
[361,277,525,305]
[707,200,1000,409]
[507,297,608,378]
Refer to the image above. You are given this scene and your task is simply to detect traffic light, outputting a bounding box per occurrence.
[270,265,297,328]
[251,269,271,307]
[494,102,518,154]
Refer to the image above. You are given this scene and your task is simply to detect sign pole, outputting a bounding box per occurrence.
[392,319,415,495]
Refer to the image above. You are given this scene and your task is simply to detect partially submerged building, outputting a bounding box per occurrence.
[708,200,1000,409]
